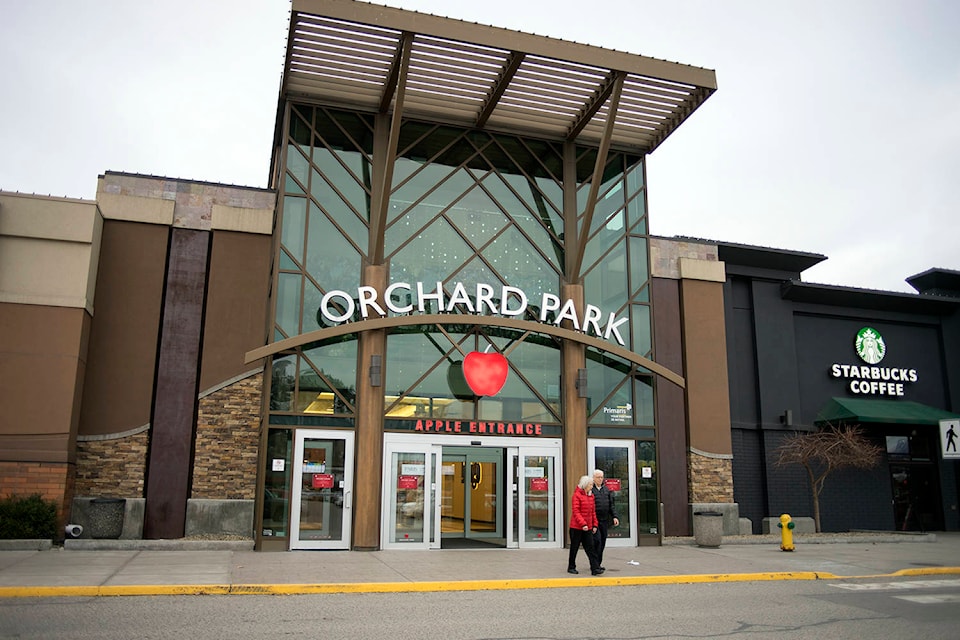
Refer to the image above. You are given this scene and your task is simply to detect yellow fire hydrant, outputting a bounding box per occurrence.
[777,513,795,551]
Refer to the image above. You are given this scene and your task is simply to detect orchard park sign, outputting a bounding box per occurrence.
[830,327,918,397]
[317,281,630,347]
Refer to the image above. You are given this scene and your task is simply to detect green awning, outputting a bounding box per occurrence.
[815,397,960,426]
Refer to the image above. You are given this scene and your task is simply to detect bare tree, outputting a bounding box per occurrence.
[773,424,883,532]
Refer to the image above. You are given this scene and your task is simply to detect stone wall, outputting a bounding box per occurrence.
[74,373,262,504]
[75,430,148,498]
[688,451,734,503]
[192,373,262,500]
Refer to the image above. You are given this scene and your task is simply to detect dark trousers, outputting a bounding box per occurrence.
[594,520,609,565]
[568,528,601,572]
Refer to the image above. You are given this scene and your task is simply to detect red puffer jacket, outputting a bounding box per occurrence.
[569,486,598,530]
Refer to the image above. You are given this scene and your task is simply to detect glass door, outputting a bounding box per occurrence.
[588,439,638,546]
[439,447,504,547]
[516,446,561,548]
[382,441,435,550]
[290,429,354,550]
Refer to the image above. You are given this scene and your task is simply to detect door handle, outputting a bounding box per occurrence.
[345,490,351,509]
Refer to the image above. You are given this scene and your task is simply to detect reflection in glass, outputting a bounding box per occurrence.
[636,441,658,535]
[593,445,631,540]
[261,429,292,538]
[523,455,555,542]
[298,438,347,541]
[270,355,296,411]
[391,452,426,543]
[297,340,357,415]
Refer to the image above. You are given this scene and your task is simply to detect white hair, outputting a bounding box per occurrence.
[578,475,593,492]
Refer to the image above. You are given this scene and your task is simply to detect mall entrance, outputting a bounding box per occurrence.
[381,434,563,550]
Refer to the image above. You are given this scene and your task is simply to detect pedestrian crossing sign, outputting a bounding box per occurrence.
[940,419,960,459]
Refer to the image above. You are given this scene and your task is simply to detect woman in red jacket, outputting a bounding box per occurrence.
[567,474,603,575]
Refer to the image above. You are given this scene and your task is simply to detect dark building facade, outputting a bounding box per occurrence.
[717,240,960,533]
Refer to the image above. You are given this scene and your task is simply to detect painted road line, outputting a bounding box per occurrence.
[893,594,960,604]
[830,578,960,591]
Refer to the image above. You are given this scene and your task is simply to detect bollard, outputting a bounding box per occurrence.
[777,513,795,551]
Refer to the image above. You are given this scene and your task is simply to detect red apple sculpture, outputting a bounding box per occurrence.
[462,350,509,396]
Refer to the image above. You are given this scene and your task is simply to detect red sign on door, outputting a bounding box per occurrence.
[605,478,621,491]
[529,477,549,491]
[312,473,334,489]
[397,475,419,489]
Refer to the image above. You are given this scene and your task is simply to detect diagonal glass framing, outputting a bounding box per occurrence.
[272,103,654,429]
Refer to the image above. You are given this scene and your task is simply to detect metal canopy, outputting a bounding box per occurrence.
[285,0,717,153]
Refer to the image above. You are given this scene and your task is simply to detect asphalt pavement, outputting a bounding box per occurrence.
[1,531,958,597]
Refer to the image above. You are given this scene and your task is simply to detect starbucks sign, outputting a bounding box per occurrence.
[855,327,885,364]
[830,327,918,397]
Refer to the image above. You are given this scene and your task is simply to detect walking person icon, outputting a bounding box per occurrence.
[947,425,958,453]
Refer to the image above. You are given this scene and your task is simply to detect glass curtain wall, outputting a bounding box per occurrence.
[264,103,656,537]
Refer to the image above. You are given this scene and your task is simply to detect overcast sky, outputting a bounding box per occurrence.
[2,1,957,293]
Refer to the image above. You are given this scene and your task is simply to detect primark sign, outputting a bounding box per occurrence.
[830,327,918,397]
[316,281,630,346]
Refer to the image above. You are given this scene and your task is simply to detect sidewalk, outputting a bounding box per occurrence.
[1,532,958,597]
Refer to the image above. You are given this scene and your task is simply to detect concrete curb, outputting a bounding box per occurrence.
[63,538,254,551]
[663,532,938,545]
[3,566,959,598]
[0,539,53,551]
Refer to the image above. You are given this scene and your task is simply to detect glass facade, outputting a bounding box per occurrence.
[271,104,654,425]
[262,101,660,546]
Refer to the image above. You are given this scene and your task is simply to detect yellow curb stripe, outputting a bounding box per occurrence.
[2,567,958,598]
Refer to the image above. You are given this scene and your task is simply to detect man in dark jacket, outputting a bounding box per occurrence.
[592,469,619,569]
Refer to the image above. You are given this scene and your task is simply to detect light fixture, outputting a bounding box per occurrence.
[575,368,588,398]
[369,354,382,387]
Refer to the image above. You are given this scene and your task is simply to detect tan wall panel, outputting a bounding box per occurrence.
[0,192,97,242]
[0,238,97,309]
[0,303,88,462]
[79,220,168,436]
[200,230,273,391]
[681,279,733,455]
[0,193,101,313]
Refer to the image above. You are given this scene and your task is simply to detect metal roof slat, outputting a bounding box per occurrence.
[287,72,385,98]
[497,91,586,115]
[290,48,392,78]
[617,98,675,119]
[405,61,499,87]
[511,67,600,94]
[403,90,485,111]
[295,12,401,42]
[415,33,511,59]
[292,31,397,65]
[490,102,582,125]
[621,80,691,104]
[409,49,505,79]
[294,17,401,50]
[289,60,387,88]
[293,27,398,58]
[405,81,489,103]
[505,75,598,103]
[414,36,509,67]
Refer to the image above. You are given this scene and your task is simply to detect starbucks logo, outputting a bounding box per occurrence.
[855,327,885,364]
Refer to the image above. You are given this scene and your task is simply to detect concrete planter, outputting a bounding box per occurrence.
[693,511,723,548]
[88,498,126,539]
